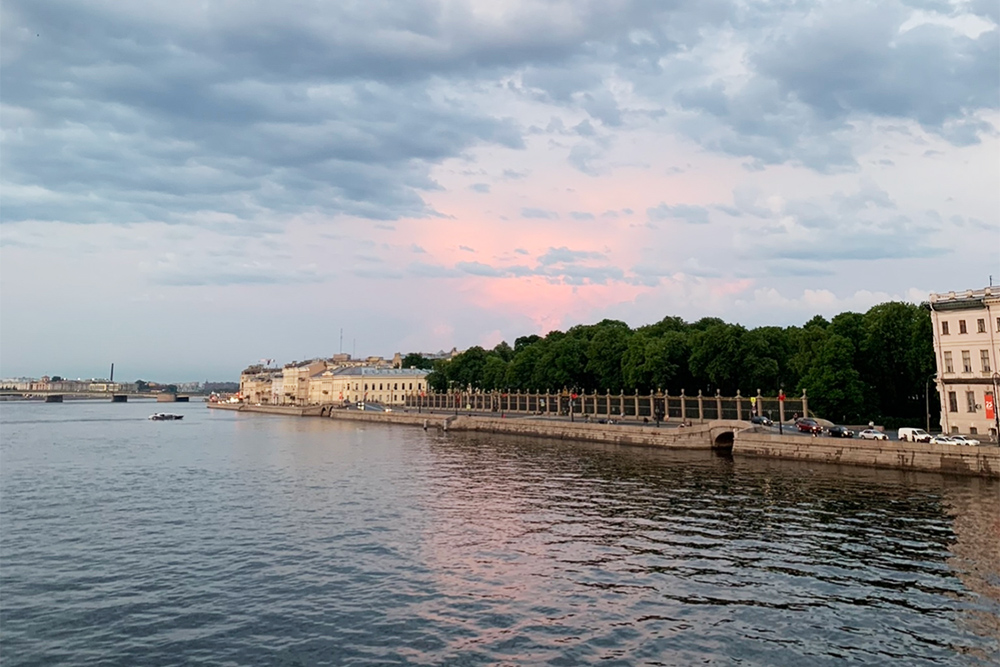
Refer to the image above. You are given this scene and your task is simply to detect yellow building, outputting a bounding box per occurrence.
[930,287,1000,440]
[281,360,328,405]
[320,367,430,406]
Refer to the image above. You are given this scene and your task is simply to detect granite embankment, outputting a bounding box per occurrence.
[207,403,1000,478]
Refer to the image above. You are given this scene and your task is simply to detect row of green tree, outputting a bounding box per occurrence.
[402,302,936,427]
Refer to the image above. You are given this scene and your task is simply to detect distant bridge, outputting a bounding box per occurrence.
[0,390,194,403]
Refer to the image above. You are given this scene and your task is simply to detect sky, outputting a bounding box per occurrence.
[1,0,998,382]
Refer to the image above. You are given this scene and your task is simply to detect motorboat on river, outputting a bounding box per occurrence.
[148,413,184,421]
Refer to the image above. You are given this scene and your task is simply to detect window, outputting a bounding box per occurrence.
[977,318,986,333]
[962,350,972,373]
[948,391,958,412]
[970,426,978,435]
[959,320,967,334]
[394,383,398,390]
[944,351,953,373]
[966,391,977,413]
[941,321,950,335]
[951,425,959,434]
[409,383,413,390]
[996,317,1000,332]
[982,350,992,373]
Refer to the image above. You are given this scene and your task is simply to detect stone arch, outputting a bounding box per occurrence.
[712,430,735,449]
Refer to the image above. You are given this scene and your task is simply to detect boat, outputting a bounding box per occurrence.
[148,413,184,421]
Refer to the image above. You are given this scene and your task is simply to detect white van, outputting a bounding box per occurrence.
[898,427,931,443]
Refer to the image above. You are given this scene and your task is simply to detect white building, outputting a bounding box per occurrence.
[929,287,1000,440]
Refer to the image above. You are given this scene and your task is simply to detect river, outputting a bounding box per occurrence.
[1,400,998,665]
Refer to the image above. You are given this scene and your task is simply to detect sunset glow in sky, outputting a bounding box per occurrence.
[2,0,998,380]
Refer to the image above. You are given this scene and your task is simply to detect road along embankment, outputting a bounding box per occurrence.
[733,429,999,478]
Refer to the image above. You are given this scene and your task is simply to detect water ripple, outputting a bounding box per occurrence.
[1,402,998,666]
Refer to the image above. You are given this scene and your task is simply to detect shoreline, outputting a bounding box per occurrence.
[207,403,999,478]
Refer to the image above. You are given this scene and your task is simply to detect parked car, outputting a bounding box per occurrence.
[828,425,854,438]
[859,429,888,441]
[949,435,979,446]
[930,435,956,445]
[898,427,932,443]
[796,418,823,434]
[750,415,773,426]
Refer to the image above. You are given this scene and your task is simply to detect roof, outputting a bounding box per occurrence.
[330,367,430,378]
[929,287,996,312]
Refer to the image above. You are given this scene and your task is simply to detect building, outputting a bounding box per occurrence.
[929,287,1000,440]
[281,360,328,405]
[324,366,430,406]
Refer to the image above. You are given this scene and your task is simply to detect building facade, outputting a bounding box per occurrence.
[327,367,430,406]
[930,287,1000,440]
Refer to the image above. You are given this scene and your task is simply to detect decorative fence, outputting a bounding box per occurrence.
[404,389,807,423]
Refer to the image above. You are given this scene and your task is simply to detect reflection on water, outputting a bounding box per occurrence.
[1,401,998,666]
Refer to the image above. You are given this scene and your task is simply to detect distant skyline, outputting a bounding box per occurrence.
[2,0,998,381]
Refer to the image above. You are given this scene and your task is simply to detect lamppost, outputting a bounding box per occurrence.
[925,373,936,433]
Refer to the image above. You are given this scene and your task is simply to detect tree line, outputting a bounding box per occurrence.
[402,301,935,428]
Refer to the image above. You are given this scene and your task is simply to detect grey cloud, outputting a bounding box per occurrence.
[469,183,491,193]
[667,2,998,170]
[459,245,475,252]
[407,261,459,277]
[647,203,710,224]
[521,207,559,219]
[538,246,606,266]
[456,261,504,277]
[570,211,596,221]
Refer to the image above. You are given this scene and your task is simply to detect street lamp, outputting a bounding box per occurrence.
[925,373,937,433]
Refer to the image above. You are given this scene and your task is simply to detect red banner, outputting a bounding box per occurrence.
[986,393,996,421]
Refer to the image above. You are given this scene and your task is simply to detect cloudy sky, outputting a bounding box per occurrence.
[1,0,998,381]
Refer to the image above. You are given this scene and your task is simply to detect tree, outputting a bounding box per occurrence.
[584,320,632,391]
[797,334,865,422]
[688,323,746,394]
[400,353,433,370]
[481,356,508,390]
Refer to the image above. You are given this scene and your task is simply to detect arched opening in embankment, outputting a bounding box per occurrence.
[712,430,734,451]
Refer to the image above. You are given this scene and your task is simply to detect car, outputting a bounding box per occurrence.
[898,427,932,443]
[796,418,823,434]
[859,429,888,440]
[949,435,979,446]
[930,435,957,445]
[828,425,854,438]
[750,415,773,426]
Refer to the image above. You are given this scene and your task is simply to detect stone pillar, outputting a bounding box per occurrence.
[680,389,686,423]
[649,391,655,420]
[756,388,763,418]
[620,390,626,419]
[716,389,722,420]
[697,390,705,423]
[779,389,786,425]
[634,391,640,420]
[735,390,742,421]
[802,389,809,418]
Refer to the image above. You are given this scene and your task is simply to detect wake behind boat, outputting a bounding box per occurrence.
[148,413,184,421]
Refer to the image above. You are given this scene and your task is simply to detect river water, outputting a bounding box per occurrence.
[1,400,998,666]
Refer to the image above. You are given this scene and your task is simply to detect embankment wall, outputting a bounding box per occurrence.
[207,404,1000,477]
[733,429,999,478]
